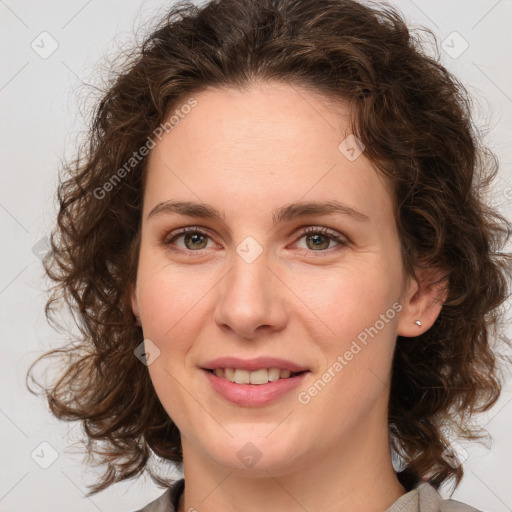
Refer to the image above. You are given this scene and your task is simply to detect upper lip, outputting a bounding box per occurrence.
[201,356,309,373]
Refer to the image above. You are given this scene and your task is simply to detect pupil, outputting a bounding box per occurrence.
[186,233,206,249]
[308,234,328,250]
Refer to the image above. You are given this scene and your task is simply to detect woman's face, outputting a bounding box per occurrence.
[131,81,422,476]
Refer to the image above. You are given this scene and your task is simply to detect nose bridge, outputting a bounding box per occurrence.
[213,237,286,336]
[225,242,273,309]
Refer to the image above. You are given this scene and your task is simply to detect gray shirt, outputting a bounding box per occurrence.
[133,479,481,511]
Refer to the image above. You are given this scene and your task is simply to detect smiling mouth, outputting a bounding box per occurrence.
[204,367,308,385]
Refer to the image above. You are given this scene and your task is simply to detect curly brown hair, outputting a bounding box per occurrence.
[26,0,512,497]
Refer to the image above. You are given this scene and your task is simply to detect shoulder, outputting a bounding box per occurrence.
[131,478,481,512]
[418,483,482,512]
[132,478,185,512]
[387,482,482,512]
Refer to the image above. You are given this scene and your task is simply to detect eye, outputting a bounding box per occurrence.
[162,227,217,253]
[293,226,348,255]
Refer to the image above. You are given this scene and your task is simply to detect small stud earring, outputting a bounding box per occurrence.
[414,320,422,326]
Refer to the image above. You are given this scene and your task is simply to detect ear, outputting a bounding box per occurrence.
[129,283,142,327]
[397,266,448,337]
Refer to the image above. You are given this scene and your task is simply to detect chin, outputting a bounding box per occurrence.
[205,434,305,474]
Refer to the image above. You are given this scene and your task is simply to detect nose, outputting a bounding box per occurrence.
[213,251,288,340]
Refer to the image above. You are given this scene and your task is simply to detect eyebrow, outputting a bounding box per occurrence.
[147,199,370,224]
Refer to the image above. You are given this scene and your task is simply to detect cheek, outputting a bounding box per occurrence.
[135,251,213,345]
[292,259,400,399]
[290,255,400,343]
[135,268,210,426]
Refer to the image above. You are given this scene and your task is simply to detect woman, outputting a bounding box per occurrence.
[27,0,512,511]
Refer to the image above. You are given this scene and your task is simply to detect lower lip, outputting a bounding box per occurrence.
[202,369,309,407]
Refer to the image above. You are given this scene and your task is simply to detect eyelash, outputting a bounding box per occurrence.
[162,225,349,257]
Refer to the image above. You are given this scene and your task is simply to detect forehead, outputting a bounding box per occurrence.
[143,81,394,229]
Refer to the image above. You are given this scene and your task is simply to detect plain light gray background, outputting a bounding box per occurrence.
[1,1,511,511]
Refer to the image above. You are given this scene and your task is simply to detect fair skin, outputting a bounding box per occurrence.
[130,81,444,512]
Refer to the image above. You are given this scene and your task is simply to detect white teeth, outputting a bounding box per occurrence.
[234,369,250,384]
[267,368,281,381]
[211,367,299,385]
[224,368,235,381]
[249,368,268,384]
